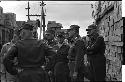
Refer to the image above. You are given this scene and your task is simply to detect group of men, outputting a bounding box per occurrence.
[0,23,106,82]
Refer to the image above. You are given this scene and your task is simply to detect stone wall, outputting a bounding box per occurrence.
[92,1,123,81]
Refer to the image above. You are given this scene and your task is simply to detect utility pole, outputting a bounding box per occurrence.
[40,0,46,39]
[25,1,46,39]
[25,1,30,20]
[25,1,41,20]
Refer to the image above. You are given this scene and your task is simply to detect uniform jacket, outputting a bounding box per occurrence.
[0,42,17,82]
[3,39,56,75]
[73,39,86,73]
[54,43,70,82]
[56,43,70,63]
[45,43,70,71]
[86,35,106,56]
[86,35,106,81]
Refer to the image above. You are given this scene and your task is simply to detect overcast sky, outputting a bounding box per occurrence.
[0,1,95,38]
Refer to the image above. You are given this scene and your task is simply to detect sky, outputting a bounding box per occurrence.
[0,1,95,39]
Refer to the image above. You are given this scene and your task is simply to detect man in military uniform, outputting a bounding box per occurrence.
[43,29,57,82]
[3,24,56,82]
[44,30,57,47]
[0,29,20,82]
[52,31,70,82]
[86,24,106,81]
[68,25,86,82]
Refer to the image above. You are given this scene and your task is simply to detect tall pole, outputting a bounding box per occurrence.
[42,1,46,37]
[25,1,30,20]
[39,3,42,39]
[39,0,46,39]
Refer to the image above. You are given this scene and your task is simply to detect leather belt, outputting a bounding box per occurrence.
[17,66,42,73]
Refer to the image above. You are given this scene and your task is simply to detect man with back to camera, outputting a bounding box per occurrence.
[3,23,56,82]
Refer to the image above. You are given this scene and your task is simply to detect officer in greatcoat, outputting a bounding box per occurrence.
[86,24,106,81]
[3,24,56,82]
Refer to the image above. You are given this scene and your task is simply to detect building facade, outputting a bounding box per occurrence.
[0,6,3,45]
[92,1,123,81]
[0,6,16,45]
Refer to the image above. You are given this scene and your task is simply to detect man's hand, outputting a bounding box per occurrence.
[73,72,78,79]
[48,71,52,76]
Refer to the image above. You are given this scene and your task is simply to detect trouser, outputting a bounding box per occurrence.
[54,62,70,82]
[89,56,106,81]
[18,67,50,82]
[72,67,84,82]
[1,65,17,82]
[49,71,55,82]
[1,72,17,82]
[68,61,75,77]
[68,61,75,82]
[76,68,84,82]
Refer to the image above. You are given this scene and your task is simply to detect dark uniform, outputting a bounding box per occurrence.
[3,24,56,82]
[0,29,20,82]
[86,24,106,81]
[44,30,57,82]
[68,25,85,82]
[54,33,70,82]
[73,39,86,82]
[0,42,17,82]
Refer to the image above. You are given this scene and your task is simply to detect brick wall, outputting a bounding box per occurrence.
[92,1,123,81]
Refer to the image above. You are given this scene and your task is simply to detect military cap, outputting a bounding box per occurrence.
[86,24,97,31]
[70,25,80,30]
[20,23,33,31]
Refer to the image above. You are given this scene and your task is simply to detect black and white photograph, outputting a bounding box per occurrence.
[0,0,123,82]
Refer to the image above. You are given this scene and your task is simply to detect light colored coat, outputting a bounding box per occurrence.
[0,42,17,82]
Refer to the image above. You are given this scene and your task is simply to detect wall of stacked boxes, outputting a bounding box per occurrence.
[92,1,123,81]
[0,6,17,45]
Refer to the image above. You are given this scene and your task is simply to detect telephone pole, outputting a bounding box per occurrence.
[25,1,30,20]
[40,0,46,39]
[25,1,46,39]
[25,1,41,20]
